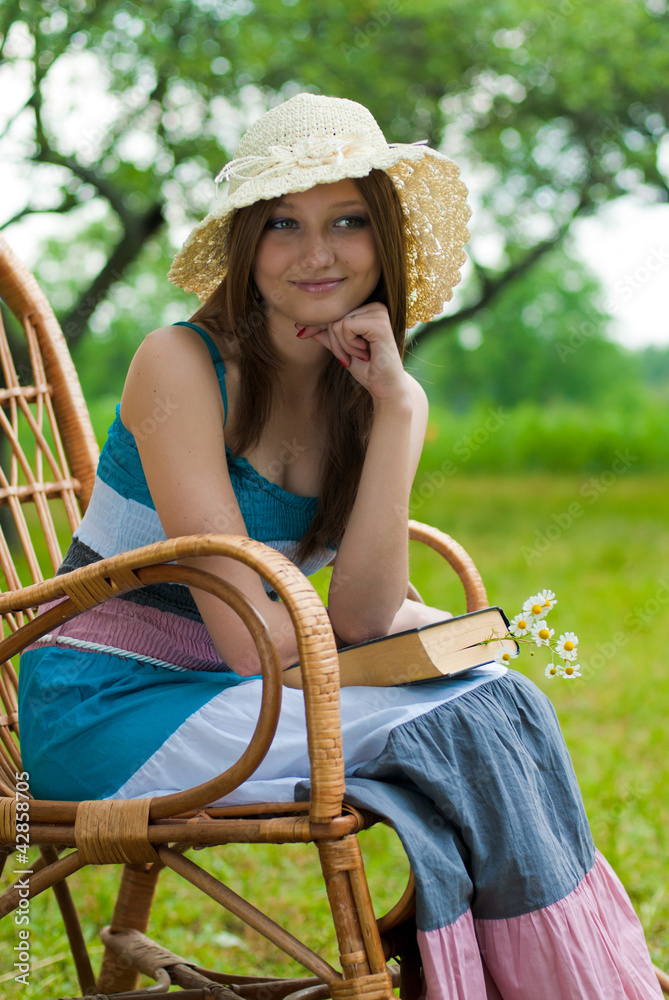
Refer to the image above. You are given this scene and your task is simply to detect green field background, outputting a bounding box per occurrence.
[2,467,666,996]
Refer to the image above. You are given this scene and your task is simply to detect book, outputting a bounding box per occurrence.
[282,606,517,689]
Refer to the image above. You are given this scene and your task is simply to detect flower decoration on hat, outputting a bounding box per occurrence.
[215,132,426,186]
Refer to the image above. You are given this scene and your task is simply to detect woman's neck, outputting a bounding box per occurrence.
[267,315,332,399]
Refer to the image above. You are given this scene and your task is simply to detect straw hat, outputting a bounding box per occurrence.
[168,93,471,328]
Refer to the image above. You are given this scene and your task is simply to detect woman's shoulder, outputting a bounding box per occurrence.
[133,323,217,362]
[121,325,227,431]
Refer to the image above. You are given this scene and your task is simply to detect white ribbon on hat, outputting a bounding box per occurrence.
[214,132,428,187]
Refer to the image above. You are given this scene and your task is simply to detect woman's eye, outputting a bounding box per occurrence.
[267,218,298,230]
[335,216,366,229]
[266,215,367,231]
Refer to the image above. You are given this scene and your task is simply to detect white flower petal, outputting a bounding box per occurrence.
[509,614,531,637]
[494,648,516,664]
[556,631,579,660]
[531,623,554,646]
[537,588,558,612]
[523,595,549,619]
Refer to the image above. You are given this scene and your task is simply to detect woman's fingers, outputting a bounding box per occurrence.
[298,325,351,366]
[295,301,393,373]
[327,325,352,367]
[348,335,371,361]
[297,324,369,365]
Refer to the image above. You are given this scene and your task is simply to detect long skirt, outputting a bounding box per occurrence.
[18,649,661,999]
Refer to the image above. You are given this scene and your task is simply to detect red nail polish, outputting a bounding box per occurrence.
[339,358,349,368]
[296,327,307,338]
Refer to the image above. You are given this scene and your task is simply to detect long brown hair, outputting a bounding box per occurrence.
[190,169,408,561]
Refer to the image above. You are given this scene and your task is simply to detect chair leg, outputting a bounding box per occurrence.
[317,836,394,997]
[40,846,97,994]
[378,918,422,1000]
[96,860,163,993]
[398,935,422,1000]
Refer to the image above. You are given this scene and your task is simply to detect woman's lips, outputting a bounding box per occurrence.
[290,278,345,293]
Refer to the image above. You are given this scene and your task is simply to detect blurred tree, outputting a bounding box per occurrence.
[0,0,667,355]
[637,344,669,400]
[406,245,644,409]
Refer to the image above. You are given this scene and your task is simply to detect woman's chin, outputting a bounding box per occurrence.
[293,304,366,327]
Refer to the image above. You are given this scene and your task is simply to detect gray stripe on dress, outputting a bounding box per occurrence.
[324,671,595,930]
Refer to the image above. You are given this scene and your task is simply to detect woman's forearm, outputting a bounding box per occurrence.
[178,554,302,674]
[327,390,414,644]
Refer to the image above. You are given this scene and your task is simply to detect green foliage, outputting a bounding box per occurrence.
[414,397,669,474]
[2,0,668,354]
[638,343,669,398]
[67,234,191,404]
[407,245,644,411]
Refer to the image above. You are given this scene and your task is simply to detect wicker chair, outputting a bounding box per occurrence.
[1,233,665,1000]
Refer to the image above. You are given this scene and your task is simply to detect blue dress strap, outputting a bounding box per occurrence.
[173,321,228,425]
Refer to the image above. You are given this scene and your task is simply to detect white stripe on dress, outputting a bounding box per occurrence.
[110,664,507,806]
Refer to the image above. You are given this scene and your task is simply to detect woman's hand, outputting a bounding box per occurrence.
[295,302,406,401]
[387,599,453,635]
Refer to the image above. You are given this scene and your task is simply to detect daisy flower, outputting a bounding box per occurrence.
[494,647,518,665]
[531,622,554,646]
[523,595,549,620]
[556,632,579,660]
[536,589,558,613]
[483,588,583,683]
[508,613,532,637]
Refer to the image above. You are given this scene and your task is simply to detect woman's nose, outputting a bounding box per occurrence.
[300,232,335,268]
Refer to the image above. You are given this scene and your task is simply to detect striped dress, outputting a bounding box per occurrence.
[17,323,661,1000]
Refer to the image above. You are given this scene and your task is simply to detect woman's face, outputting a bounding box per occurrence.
[252,178,382,329]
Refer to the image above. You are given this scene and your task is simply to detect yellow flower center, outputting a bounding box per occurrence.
[538,628,550,640]
[531,604,543,615]
[543,599,551,607]
[565,665,574,675]
[502,652,511,662]
[549,667,557,675]
[518,619,527,630]
[564,641,574,651]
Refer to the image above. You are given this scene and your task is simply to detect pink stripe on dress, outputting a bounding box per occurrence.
[418,909,497,999]
[28,597,222,671]
[418,851,661,999]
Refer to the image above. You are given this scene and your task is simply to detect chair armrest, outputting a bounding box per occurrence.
[409,520,488,612]
[0,534,343,824]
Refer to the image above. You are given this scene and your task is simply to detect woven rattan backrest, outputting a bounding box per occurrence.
[0,235,99,790]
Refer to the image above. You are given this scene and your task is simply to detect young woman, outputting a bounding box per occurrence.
[19,94,661,999]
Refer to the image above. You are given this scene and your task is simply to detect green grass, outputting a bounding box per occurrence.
[1,474,667,996]
[417,398,669,472]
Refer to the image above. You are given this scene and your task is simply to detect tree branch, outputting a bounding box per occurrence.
[34,145,133,222]
[59,202,165,347]
[0,91,36,143]
[1,192,80,230]
[635,122,669,200]
[409,191,591,349]
[22,33,168,346]
[28,45,132,225]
